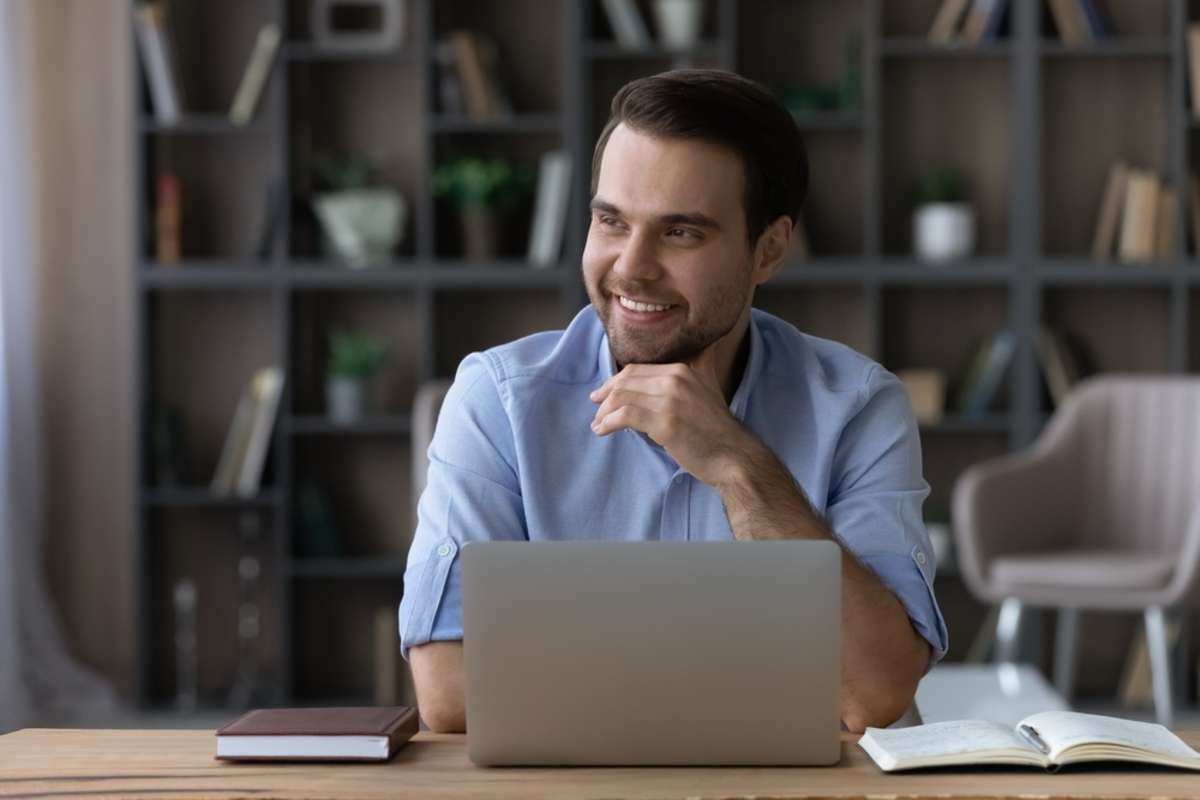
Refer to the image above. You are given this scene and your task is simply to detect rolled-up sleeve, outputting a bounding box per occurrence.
[825,366,949,666]
[398,353,526,659]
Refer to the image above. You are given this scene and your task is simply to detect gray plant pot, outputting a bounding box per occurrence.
[313,188,406,268]
[327,376,368,422]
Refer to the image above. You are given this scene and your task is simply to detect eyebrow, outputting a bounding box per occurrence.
[589,198,723,232]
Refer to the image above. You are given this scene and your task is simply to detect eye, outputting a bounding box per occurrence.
[667,227,700,240]
[597,215,625,230]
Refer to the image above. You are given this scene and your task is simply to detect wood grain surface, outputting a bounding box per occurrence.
[3,728,1200,799]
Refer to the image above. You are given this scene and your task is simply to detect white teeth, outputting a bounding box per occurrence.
[618,295,673,313]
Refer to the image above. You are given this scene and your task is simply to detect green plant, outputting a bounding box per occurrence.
[432,156,533,210]
[312,152,374,193]
[913,166,968,206]
[327,330,388,380]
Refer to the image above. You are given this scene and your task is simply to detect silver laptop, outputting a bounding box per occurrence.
[462,540,841,766]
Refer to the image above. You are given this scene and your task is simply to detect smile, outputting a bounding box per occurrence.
[617,295,675,313]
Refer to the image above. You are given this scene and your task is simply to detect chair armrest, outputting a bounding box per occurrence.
[951,447,1076,604]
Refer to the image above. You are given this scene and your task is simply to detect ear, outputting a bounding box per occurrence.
[751,215,794,287]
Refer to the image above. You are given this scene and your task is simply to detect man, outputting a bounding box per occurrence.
[399,69,947,734]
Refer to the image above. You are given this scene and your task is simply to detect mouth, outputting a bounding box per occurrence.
[615,294,677,314]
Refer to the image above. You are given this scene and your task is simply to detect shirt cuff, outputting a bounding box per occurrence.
[398,537,461,660]
[857,549,949,669]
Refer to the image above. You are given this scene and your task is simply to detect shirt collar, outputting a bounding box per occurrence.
[596,311,764,421]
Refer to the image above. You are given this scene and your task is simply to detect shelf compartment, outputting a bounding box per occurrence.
[290,290,421,417]
[292,579,407,702]
[287,59,423,260]
[881,58,1011,258]
[1041,286,1171,373]
[146,507,282,707]
[1041,57,1169,257]
[149,291,277,489]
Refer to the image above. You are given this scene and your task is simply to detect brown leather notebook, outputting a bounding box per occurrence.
[215,706,419,762]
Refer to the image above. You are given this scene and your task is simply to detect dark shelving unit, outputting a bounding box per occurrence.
[134,0,1200,708]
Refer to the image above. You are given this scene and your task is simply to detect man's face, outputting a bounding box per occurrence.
[583,124,757,366]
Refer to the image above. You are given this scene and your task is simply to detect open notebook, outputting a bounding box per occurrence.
[859,711,1200,772]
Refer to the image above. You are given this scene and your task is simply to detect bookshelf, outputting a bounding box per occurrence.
[134,0,1200,710]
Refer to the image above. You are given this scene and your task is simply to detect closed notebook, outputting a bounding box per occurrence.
[215,706,419,762]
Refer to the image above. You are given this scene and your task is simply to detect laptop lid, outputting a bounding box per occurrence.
[462,540,841,766]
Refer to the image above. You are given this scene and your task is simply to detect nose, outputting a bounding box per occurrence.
[611,228,662,283]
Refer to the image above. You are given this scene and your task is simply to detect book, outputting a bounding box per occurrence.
[433,38,465,116]
[1118,169,1160,263]
[1076,0,1113,39]
[450,30,494,120]
[859,711,1200,772]
[155,171,182,263]
[1035,327,1072,408]
[961,0,1007,45]
[229,23,281,127]
[211,366,284,498]
[1155,184,1178,261]
[234,366,285,498]
[928,0,971,44]
[600,0,651,48]
[895,368,946,424]
[527,150,572,267]
[1189,25,1200,117]
[956,329,1016,417]
[1047,0,1087,45]
[1090,161,1127,261]
[133,0,184,125]
[215,706,419,762]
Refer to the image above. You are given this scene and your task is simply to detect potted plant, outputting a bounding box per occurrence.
[326,330,389,422]
[912,166,975,264]
[311,152,407,268]
[433,156,533,260]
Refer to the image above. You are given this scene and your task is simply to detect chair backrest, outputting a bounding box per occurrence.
[410,380,453,531]
[1042,375,1200,553]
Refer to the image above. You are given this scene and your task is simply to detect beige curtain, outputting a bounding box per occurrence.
[0,0,133,731]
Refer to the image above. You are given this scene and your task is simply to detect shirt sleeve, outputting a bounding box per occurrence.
[398,352,527,660]
[824,365,949,667]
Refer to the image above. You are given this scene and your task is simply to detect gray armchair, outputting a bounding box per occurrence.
[952,375,1200,727]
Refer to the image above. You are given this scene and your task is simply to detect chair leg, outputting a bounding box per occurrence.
[994,597,1023,664]
[1054,607,1080,702]
[1144,606,1173,729]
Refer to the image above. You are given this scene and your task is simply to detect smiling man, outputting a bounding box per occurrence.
[400,69,947,734]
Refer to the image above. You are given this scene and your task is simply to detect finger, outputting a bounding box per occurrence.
[598,372,692,401]
[592,403,658,438]
[590,387,666,429]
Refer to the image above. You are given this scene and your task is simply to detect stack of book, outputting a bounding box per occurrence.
[1090,163,1180,264]
[927,0,1009,46]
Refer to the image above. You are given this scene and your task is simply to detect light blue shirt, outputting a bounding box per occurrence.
[399,307,948,662]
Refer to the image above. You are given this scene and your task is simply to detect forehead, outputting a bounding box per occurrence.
[596,123,745,226]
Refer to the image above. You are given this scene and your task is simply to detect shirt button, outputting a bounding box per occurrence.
[915,550,928,566]
[437,544,452,557]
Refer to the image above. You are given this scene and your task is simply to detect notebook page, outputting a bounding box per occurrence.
[860,720,1043,769]
[1020,711,1200,763]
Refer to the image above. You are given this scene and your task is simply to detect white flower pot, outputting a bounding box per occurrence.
[327,376,368,422]
[652,0,705,48]
[313,188,406,268]
[913,202,975,263]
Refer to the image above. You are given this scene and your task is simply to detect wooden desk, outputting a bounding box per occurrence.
[3,728,1200,800]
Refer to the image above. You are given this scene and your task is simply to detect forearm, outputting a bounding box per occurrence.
[717,438,929,731]
[409,641,466,732]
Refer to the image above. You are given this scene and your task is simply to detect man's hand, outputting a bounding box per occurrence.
[589,357,755,488]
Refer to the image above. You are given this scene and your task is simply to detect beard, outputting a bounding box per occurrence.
[588,268,753,367]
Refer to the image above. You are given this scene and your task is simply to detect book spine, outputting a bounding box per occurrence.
[230,24,281,127]
[155,171,182,264]
[133,2,183,125]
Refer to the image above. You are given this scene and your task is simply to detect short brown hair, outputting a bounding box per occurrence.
[590,69,808,246]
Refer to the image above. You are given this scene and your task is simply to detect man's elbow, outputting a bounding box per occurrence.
[420,697,466,733]
[842,648,928,733]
